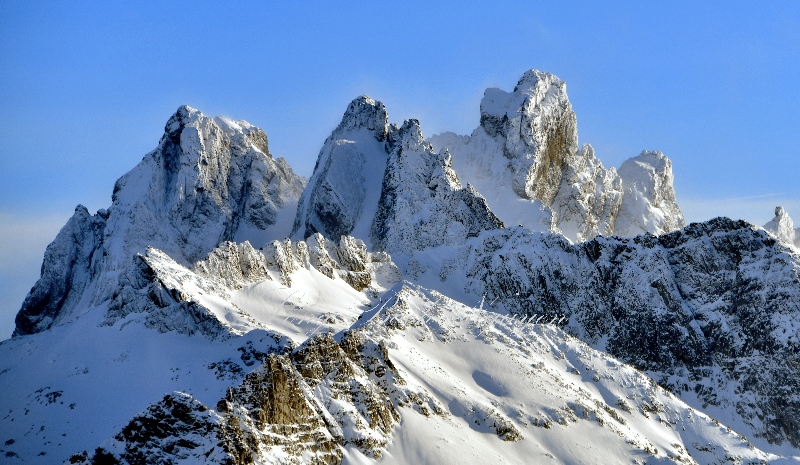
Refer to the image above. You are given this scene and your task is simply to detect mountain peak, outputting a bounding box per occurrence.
[764,205,799,248]
[336,95,388,140]
[513,68,565,93]
[164,105,201,139]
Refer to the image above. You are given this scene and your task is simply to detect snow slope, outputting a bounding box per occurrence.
[66,285,782,465]
[400,219,800,454]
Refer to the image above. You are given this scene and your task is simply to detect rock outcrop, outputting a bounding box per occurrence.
[549,144,623,240]
[614,150,685,236]
[69,315,442,465]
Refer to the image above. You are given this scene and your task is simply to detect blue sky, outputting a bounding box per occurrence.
[1,1,799,339]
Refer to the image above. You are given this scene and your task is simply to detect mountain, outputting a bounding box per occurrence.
[65,286,773,465]
[14,106,306,337]
[3,69,800,464]
[428,69,685,242]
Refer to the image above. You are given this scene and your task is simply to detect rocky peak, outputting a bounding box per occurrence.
[480,69,578,204]
[764,206,799,248]
[291,96,391,242]
[371,119,503,253]
[614,150,685,236]
[294,100,501,254]
[430,69,684,243]
[335,95,389,141]
[14,106,306,337]
[108,105,305,268]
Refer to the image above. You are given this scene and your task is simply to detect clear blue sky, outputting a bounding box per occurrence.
[1,1,799,339]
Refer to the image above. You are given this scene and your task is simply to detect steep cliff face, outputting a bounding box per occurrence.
[294,98,502,254]
[292,96,389,242]
[13,107,306,337]
[370,120,503,254]
[417,217,800,450]
[479,69,578,204]
[428,69,684,243]
[106,106,306,268]
[14,206,107,336]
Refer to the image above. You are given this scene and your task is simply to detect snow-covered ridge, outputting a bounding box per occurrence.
[404,217,800,451]
[429,69,686,242]
[68,286,776,465]
[105,234,400,340]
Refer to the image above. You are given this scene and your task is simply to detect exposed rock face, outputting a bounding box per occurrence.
[614,150,685,236]
[429,69,684,243]
[764,206,800,249]
[371,120,503,254]
[71,321,441,464]
[479,69,578,204]
[294,97,502,254]
[14,206,107,336]
[107,106,306,268]
[550,144,623,241]
[292,96,390,242]
[15,106,306,337]
[66,393,229,465]
[428,217,800,447]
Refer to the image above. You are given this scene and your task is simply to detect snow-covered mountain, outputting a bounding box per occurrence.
[14,106,306,337]
[292,96,502,254]
[402,218,800,453]
[3,69,800,464]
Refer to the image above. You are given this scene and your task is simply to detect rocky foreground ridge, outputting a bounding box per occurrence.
[3,69,800,463]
